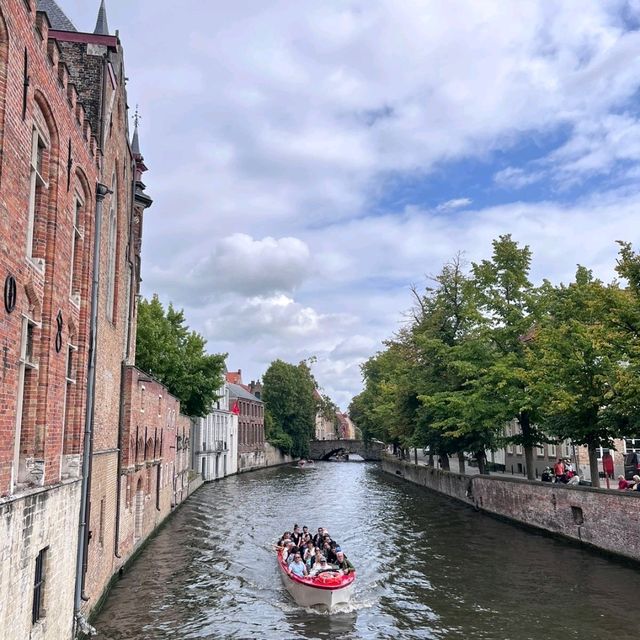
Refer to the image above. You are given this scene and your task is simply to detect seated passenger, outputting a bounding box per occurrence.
[278,532,292,547]
[326,541,338,564]
[282,540,294,562]
[292,524,302,546]
[309,555,331,576]
[309,548,323,568]
[289,553,308,577]
[313,527,325,547]
[303,541,315,564]
[334,549,355,575]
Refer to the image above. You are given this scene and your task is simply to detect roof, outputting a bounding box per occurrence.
[226,370,243,385]
[94,0,109,35]
[38,0,77,32]
[131,124,141,155]
[227,382,262,403]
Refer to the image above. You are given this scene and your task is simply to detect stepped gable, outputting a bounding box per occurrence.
[37,0,77,32]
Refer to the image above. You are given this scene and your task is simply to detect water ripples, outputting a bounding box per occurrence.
[93,463,636,640]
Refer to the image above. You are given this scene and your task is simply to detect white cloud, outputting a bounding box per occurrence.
[494,167,545,189]
[436,198,472,212]
[61,1,640,404]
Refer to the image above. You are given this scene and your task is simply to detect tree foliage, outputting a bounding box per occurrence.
[135,294,226,417]
[262,359,317,457]
[352,238,640,485]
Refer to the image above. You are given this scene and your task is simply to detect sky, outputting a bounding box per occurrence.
[63,0,640,409]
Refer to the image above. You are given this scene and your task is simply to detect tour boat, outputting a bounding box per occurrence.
[277,552,355,608]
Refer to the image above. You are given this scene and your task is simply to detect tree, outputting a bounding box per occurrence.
[408,255,490,469]
[471,234,547,479]
[135,295,226,417]
[530,266,635,487]
[262,359,317,457]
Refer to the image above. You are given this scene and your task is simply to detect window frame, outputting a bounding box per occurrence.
[26,126,48,265]
[32,546,48,624]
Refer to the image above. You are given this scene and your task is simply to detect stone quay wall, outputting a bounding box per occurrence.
[237,443,295,473]
[0,480,82,640]
[382,454,640,563]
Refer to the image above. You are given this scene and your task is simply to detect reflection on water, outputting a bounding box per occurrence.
[93,463,636,640]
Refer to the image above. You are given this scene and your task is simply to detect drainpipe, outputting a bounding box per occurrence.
[74,182,110,627]
[114,359,126,558]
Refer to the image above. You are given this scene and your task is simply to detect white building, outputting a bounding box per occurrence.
[192,382,238,480]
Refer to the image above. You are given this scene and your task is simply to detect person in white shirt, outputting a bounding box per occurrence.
[310,555,331,576]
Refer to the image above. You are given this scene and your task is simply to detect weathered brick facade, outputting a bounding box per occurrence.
[0,2,193,638]
[115,367,190,557]
[0,1,100,638]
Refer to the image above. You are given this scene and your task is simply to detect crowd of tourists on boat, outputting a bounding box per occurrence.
[277,524,355,578]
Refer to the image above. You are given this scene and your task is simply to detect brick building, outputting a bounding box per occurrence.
[0,2,193,638]
[0,1,102,638]
[115,366,191,553]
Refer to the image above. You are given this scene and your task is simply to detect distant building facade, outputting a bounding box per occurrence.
[313,390,336,440]
[336,412,356,440]
[192,381,238,481]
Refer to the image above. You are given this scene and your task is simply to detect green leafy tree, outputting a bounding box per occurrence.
[135,295,226,417]
[471,234,548,479]
[262,359,317,457]
[530,266,635,487]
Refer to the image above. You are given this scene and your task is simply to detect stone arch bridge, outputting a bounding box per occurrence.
[308,439,384,462]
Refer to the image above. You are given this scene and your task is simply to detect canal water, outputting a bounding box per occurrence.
[93,462,636,640]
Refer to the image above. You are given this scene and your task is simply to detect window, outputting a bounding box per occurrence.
[26,128,47,263]
[70,197,83,302]
[13,316,39,488]
[140,386,145,413]
[515,444,522,455]
[625,438,640,454]
[61,343,77,458]
[536,445,545,457]
[548,444,557,458]
[564,441,572,457]
[105,178,117,322]
[32,547,48,624]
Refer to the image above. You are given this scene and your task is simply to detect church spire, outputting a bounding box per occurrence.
[94,0,110,35]
[131,107,142,157]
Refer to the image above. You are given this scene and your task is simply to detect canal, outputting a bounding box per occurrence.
[93,462,635,639]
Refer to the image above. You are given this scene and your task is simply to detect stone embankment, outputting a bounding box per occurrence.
[382,454,640,563]
[237,443,296,473]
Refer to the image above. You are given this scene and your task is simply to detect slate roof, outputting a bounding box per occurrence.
[131,125,141,155]
[227,382,262,403]
[37,0,77,32]
[94,0,109,35]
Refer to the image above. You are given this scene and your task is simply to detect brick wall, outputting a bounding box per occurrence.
[382,455,640,563]
[114,366,191,569]
[0,2,101,637]
[0,0,98,496]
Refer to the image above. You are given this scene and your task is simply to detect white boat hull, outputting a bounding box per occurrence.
[278,559,355,608]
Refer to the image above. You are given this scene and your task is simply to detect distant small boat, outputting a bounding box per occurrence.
[277,552,355,608]
[296,459,315,467]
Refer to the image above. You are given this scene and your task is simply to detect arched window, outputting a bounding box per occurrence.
[26,99,57,268]
[105,173,118,322]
